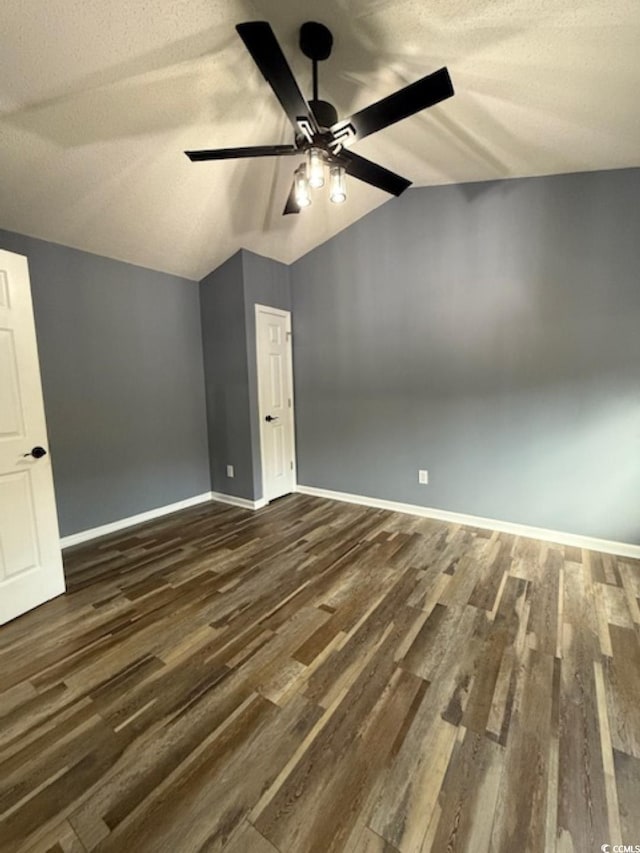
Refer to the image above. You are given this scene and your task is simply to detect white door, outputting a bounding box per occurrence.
[256,305,296,502]
[0,250,65,625]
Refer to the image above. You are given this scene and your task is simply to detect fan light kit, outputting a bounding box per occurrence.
[329,165,347,204]
[185,20,455,216]
[294,164,311,208]
[307,148,325,189]
[295,152,346,208]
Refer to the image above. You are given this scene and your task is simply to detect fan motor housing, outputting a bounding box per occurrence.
[309,98,338,129]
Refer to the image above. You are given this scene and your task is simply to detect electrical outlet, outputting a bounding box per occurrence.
[418,469,429,485]
[226,464,234,478]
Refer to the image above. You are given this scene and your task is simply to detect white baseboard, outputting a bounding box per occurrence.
[210,491,268,511]
[60,492,214,549]
[296,485,640,560]
[60,483,639,559]
[60,490,268,549]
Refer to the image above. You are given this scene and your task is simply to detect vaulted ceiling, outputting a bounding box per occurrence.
[1,0,639,279]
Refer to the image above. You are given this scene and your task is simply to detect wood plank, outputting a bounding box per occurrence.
[462,575,527,735]
[556,561,610,851]
[369,715,458,851]
[223,821,280,853]
[613,749,640,845]
[253,628,426,852]
[594,660,623,847]
[526,547,562,656]
[98,694,322,852]
[20,819,86,853]
[0,494,633,852]
[429,728,504,853]
[603,625,640,758]
[489,648,555,853]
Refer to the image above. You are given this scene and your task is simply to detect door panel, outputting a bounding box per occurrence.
[0,328,25,436]
[268,322,282,346]
[0,270,10,307]
[0,250,65,624]
[269,352,283,408]
[271,422,286,480]
[0,471,40,578]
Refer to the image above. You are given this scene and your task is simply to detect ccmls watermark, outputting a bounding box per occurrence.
[601,845,640,852]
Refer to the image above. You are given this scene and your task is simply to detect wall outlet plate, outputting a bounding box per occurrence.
[226,464,234,478]
[418,469,429,485]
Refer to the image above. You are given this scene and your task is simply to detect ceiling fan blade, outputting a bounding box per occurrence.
[283,181,301,215]
[331,67,454,146]
[185,145,299,162]
[335,151,411,196]
[236,21,318,138]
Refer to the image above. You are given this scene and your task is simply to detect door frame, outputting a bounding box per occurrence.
[254,304,297,502]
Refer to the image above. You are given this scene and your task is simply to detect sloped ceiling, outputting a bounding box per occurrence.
[1,0,639,280]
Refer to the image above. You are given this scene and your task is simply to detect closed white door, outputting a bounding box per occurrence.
[256,305,296,502]
[0,250,65,625]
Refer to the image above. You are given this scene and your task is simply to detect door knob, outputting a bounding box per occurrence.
[24,446,47,459]
[265,415,279,422]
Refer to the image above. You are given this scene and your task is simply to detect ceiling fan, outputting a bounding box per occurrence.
[185,21,454,214]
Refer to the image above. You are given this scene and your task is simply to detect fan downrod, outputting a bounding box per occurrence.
[300,22,337,129]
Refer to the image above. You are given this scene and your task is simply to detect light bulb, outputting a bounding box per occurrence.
[329,165,346,204]
[307,148,325,189]
[294,164,311,208]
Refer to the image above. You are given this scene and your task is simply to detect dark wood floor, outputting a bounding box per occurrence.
[1,494,639,852]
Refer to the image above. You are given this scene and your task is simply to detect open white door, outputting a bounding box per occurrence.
[256,304,296,502]
[0,250,65,624]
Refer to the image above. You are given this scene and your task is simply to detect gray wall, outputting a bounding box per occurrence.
[0,229,210,537]
[5,166,638,544]
[200,251,253,499]
[290,169,640,544]
[199,249,292,502]
[243,251,292,499]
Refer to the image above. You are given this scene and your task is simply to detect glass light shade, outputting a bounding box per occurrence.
[307,148,325,188]
[294,164,311,208]
[329,165,346,204]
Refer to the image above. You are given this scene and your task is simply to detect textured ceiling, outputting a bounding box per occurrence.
[1,0,639,280]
